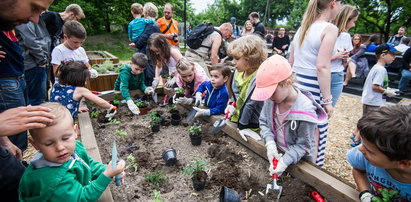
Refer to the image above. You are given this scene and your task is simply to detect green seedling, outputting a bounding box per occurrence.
[136,101,147,108]
[188,125,202,136]
[175,88,185,95]
[169,104,177,110]
[145,171,167,187]
[108,119,121,125]
[115,129,127,141]
[150,116,161,126]
[182,157,208,178]
[126,154,138,172]
[113,94,123,106]
[90,111,99,118]
[371,188,399,202]
[153,189,162,202]
[161,74,170,79]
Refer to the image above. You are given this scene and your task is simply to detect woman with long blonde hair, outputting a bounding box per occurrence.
[288,0,342,167]
[241,20,254,36]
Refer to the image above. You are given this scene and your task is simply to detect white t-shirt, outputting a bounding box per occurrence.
[362,64,388,106]
[330,32,353,72]
[51,44,89,65]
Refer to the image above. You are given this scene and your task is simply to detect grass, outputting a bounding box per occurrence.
[83,32,134,61]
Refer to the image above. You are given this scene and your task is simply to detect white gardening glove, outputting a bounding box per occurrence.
[269,156,287,176]
[383,88,398,97]
[165,77,176,88]
[360,192,374,202]
[266,141,281,162]
[152,77,160,88]
[175,97,193,105]
[126,100,140,115]
[105,105,117,121]
[144,87,154,95]
[193,107,210,118]
[89,68,99,78]
[224,104,236,119]
[194,92,202,106]
[237,128,261,142]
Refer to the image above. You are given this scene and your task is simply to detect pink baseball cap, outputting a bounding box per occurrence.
[251,55,292,101]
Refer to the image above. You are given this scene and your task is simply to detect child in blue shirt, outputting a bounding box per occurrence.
[128,3,155,42]
[347,105,411,202]
[192,64,231,118]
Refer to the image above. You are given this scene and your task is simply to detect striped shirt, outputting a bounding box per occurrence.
[128,18,155,41]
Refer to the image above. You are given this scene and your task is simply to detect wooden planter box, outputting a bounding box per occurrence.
[87,51,119,65]
[86,73,118,92]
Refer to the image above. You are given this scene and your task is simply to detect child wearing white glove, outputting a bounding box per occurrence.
[251,55,328,176]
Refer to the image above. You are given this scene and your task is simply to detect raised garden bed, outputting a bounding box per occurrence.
[87,51,119,65]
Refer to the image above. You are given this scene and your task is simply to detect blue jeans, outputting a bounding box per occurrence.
[0,76,28,151]
[25,66,47,105]
[398,69,411,92]
[331,72,344,107]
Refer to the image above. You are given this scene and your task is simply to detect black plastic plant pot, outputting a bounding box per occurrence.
[162,148,177,166]
[219,186,241,202]
[175,93,185,99]
[151,124,160,132]
[155,113,166,126]
[192,171,207,191]
[169,109,179,115]
[189,134,202,146]
[171,113,181,125]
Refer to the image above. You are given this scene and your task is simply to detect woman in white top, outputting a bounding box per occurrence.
[330,5,359,106]
[288,0,342,167]
[241,20,254,36]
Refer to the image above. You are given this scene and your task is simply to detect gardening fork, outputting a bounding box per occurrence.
[266,158,283,201]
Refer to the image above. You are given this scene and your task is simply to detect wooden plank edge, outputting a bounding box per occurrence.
[209,116,359,202]
[78,100,114,202]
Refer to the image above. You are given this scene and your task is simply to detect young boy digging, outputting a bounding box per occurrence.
[114,53,154,115]
[347,105,411,202]
[192,64,231,118]
[19,102,126,201]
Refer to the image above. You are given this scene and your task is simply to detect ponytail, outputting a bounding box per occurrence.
[299,0,332,47]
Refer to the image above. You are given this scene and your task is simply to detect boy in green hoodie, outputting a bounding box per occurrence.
[19,102,125,201]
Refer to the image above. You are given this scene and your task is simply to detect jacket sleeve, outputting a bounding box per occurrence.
[282,121,317,166]
[133,24,159,49]
[209,88,229,115]
[259,100,275,143]
[128,22,132,41]
[16,23,48,65]
[402,48,411,70]
[119,71,132,101]
[350,44,366,61]
[238,99,264,129]
[75,141,107,180]
[195,82,206,94]
[138,72,147,92]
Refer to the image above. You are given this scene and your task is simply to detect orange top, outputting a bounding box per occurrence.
[156,17,179,46]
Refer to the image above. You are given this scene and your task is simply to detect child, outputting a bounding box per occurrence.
[128,3,155,46]
[225,34,266,141]
[192,64,231,118]
[51,20,98,80]
[347,105,411,202]
[174,57,209,105]
[352,44,398,146]
[252,55,327,175]
[19,102,126,201]
[114,53,154,115]
[50,61,117,119]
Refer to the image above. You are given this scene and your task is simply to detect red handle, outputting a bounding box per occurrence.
[311,191,325,202]
[163,94,169,102]
[91,91,100,94]
[272,158,278,179]
[224,102,236,118]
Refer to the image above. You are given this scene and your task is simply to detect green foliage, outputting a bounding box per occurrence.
[126,154,138,172]
[169,104,177,110]
[188,125,202,135]
[182,157,208,178]
[136,101,147,108]
[175,88,185,95]
[108,119,121,125]
[153,189,162,202]
[150,116,161,126]
[161,74,170,79]
[145,171,167,187]
[115,129,127,141]
[90,111,99,118]
[371,188,399,202]
[113,94,123,106]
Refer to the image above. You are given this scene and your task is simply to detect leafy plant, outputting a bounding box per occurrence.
[107,119,121,125]
[161,74,170,79]
[145,171,167,187]
[169,104,177,110]
[371,188,399,202]
[188,125,202,136]
[126,154,138,172]
[113,94,123,106]
[182,157,208,178]
[150,116,161,126]
[90,111,99,118]
[153,189,162,202]
[175,88,185,95]
[136,101,147,108]
[115,129,127,141]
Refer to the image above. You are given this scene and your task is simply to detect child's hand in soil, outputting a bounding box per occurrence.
[79,107,89,113]
[104,159,126,178]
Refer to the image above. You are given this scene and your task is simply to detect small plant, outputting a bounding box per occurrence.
[169,104,177,110]
[148,111,159,119]
[161,74,170,79]
[113,94,123,106]
[145,171,167,187]
[136,101,147,108]
[126,154,138,172]
[150,116,161,126]
[371,188,399,202]
[115,129,127,141]
[175,88,185,95]
[107,119,121,125]
[182,157,208,178]
[90,111,99,118]
[188,125,202,136]
[153,189,162,202]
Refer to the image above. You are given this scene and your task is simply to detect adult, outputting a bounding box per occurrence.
[0,0,54,200]
[330,5,358,106]
[230,17,241,39]
[365,34,379,52]
[249,12,265,38]
[16,18,51,106]
[156,3,179,47]
[344,34,369,86]
[388,26,407,46]
[186,24,192,36]
[272,27,290,56]
[289,0,342,167]
[185,23,233,76]
[241,20,254,36]
[397,47,411,95]
[131,2,160,86]
[395,37,410,53]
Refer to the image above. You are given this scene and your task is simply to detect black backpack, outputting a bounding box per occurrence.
[187,23,221,49]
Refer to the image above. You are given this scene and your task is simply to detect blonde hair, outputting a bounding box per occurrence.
[220,23,233,33]
[227,35,268,71]
[332,5,359,33]
[299,0,333,46]
[176,57,195,73]
[278,74,297,87]
[143,2,158,18]
[29,102,72,137]
[65,4,85,19]
[131,3,143,15]
[241,20,254,35]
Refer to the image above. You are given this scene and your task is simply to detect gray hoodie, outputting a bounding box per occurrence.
[260,87,327,166]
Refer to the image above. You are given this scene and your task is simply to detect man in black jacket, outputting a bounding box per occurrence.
[249,12,265,39]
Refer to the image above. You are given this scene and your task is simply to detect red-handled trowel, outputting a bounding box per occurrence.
[208,102,236,134]
[266,158,283,201]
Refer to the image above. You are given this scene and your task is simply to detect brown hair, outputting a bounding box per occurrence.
[227,35,268,71]
[248,12,259,19]
[29,102,73,137]
[63,20,87,39]
[176,57,195,73]
[210,64,231,78]
[332,5,359,33]
[351,34,363,54]
[65,4,85,19]
[147,33,170,67]
[57,61,90,87]
[131,3,143,15]
[131,53,148,69]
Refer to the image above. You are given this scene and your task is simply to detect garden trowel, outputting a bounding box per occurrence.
[186,101,200,121]
[208,102,236,134]
[112,141,121,186]
[266,158,283,201]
